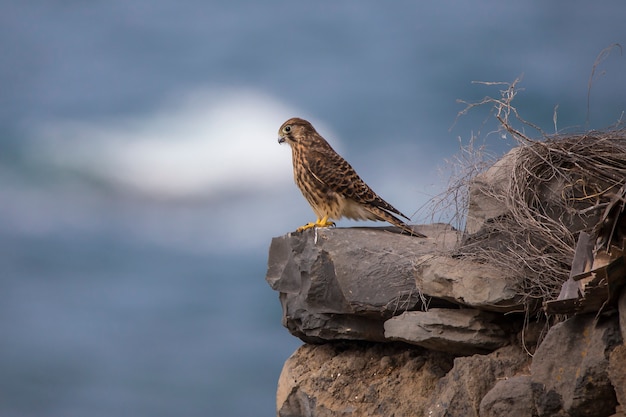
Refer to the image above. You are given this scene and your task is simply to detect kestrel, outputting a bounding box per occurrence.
[278,117,426,237]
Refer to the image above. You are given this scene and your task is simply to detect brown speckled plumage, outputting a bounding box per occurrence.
[278,117,425,237]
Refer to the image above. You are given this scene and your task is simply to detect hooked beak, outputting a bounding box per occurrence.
[278,136,285,144]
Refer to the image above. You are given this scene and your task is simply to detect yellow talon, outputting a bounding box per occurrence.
[296,222,317,232]
[296,216,335,232]
[317,216,335,228]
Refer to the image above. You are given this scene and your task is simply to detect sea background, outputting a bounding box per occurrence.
[1,1,625,416]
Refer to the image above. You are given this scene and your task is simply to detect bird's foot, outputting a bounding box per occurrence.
[296,217,335,232]
[316,216,335,228]
[296,222,317,232]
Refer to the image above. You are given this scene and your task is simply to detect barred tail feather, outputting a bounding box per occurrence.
[367,206,426,237]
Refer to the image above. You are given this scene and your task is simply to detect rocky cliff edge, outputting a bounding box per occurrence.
[266,135,626,417]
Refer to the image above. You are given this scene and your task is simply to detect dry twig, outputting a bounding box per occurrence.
[436,77,626,308]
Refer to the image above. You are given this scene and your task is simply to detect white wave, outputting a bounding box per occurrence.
[30,88,332,198]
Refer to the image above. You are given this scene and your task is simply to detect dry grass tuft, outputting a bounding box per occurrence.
[433,76,626,308]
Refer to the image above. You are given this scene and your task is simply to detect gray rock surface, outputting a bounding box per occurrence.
[465,147,519,235]
[266,224,460,342]
[426,345,529,417]
[414,254,524,312]
[384,308,508,355]
[266,222,524,343]
[530,314,621,417]
[479,376,537,417]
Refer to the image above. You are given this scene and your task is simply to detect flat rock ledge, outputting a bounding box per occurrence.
[266,223,525,345]
[384,308,509,355]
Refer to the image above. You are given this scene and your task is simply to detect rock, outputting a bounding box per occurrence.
[384,308,509,355]
[465,147,519,235]
[276,342,454,417]
[465,145,602,237]
[426,345,529,417]
[479,376,537,417]
[414,255,524,312]
[609,344,626,413]
[266,224,460,342]
[530,314,621,417]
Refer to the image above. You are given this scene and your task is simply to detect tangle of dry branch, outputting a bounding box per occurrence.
[438,77,626,309]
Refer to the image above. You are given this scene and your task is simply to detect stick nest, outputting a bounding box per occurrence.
[459,130,626,302]
[440,77,626,306]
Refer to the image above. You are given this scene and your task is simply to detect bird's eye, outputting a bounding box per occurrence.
[283,125,291,133]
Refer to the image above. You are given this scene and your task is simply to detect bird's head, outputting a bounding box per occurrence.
[277,117,316,146]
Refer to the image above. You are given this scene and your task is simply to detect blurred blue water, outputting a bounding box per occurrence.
[1,1,626,416]
[0,227,299,417]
